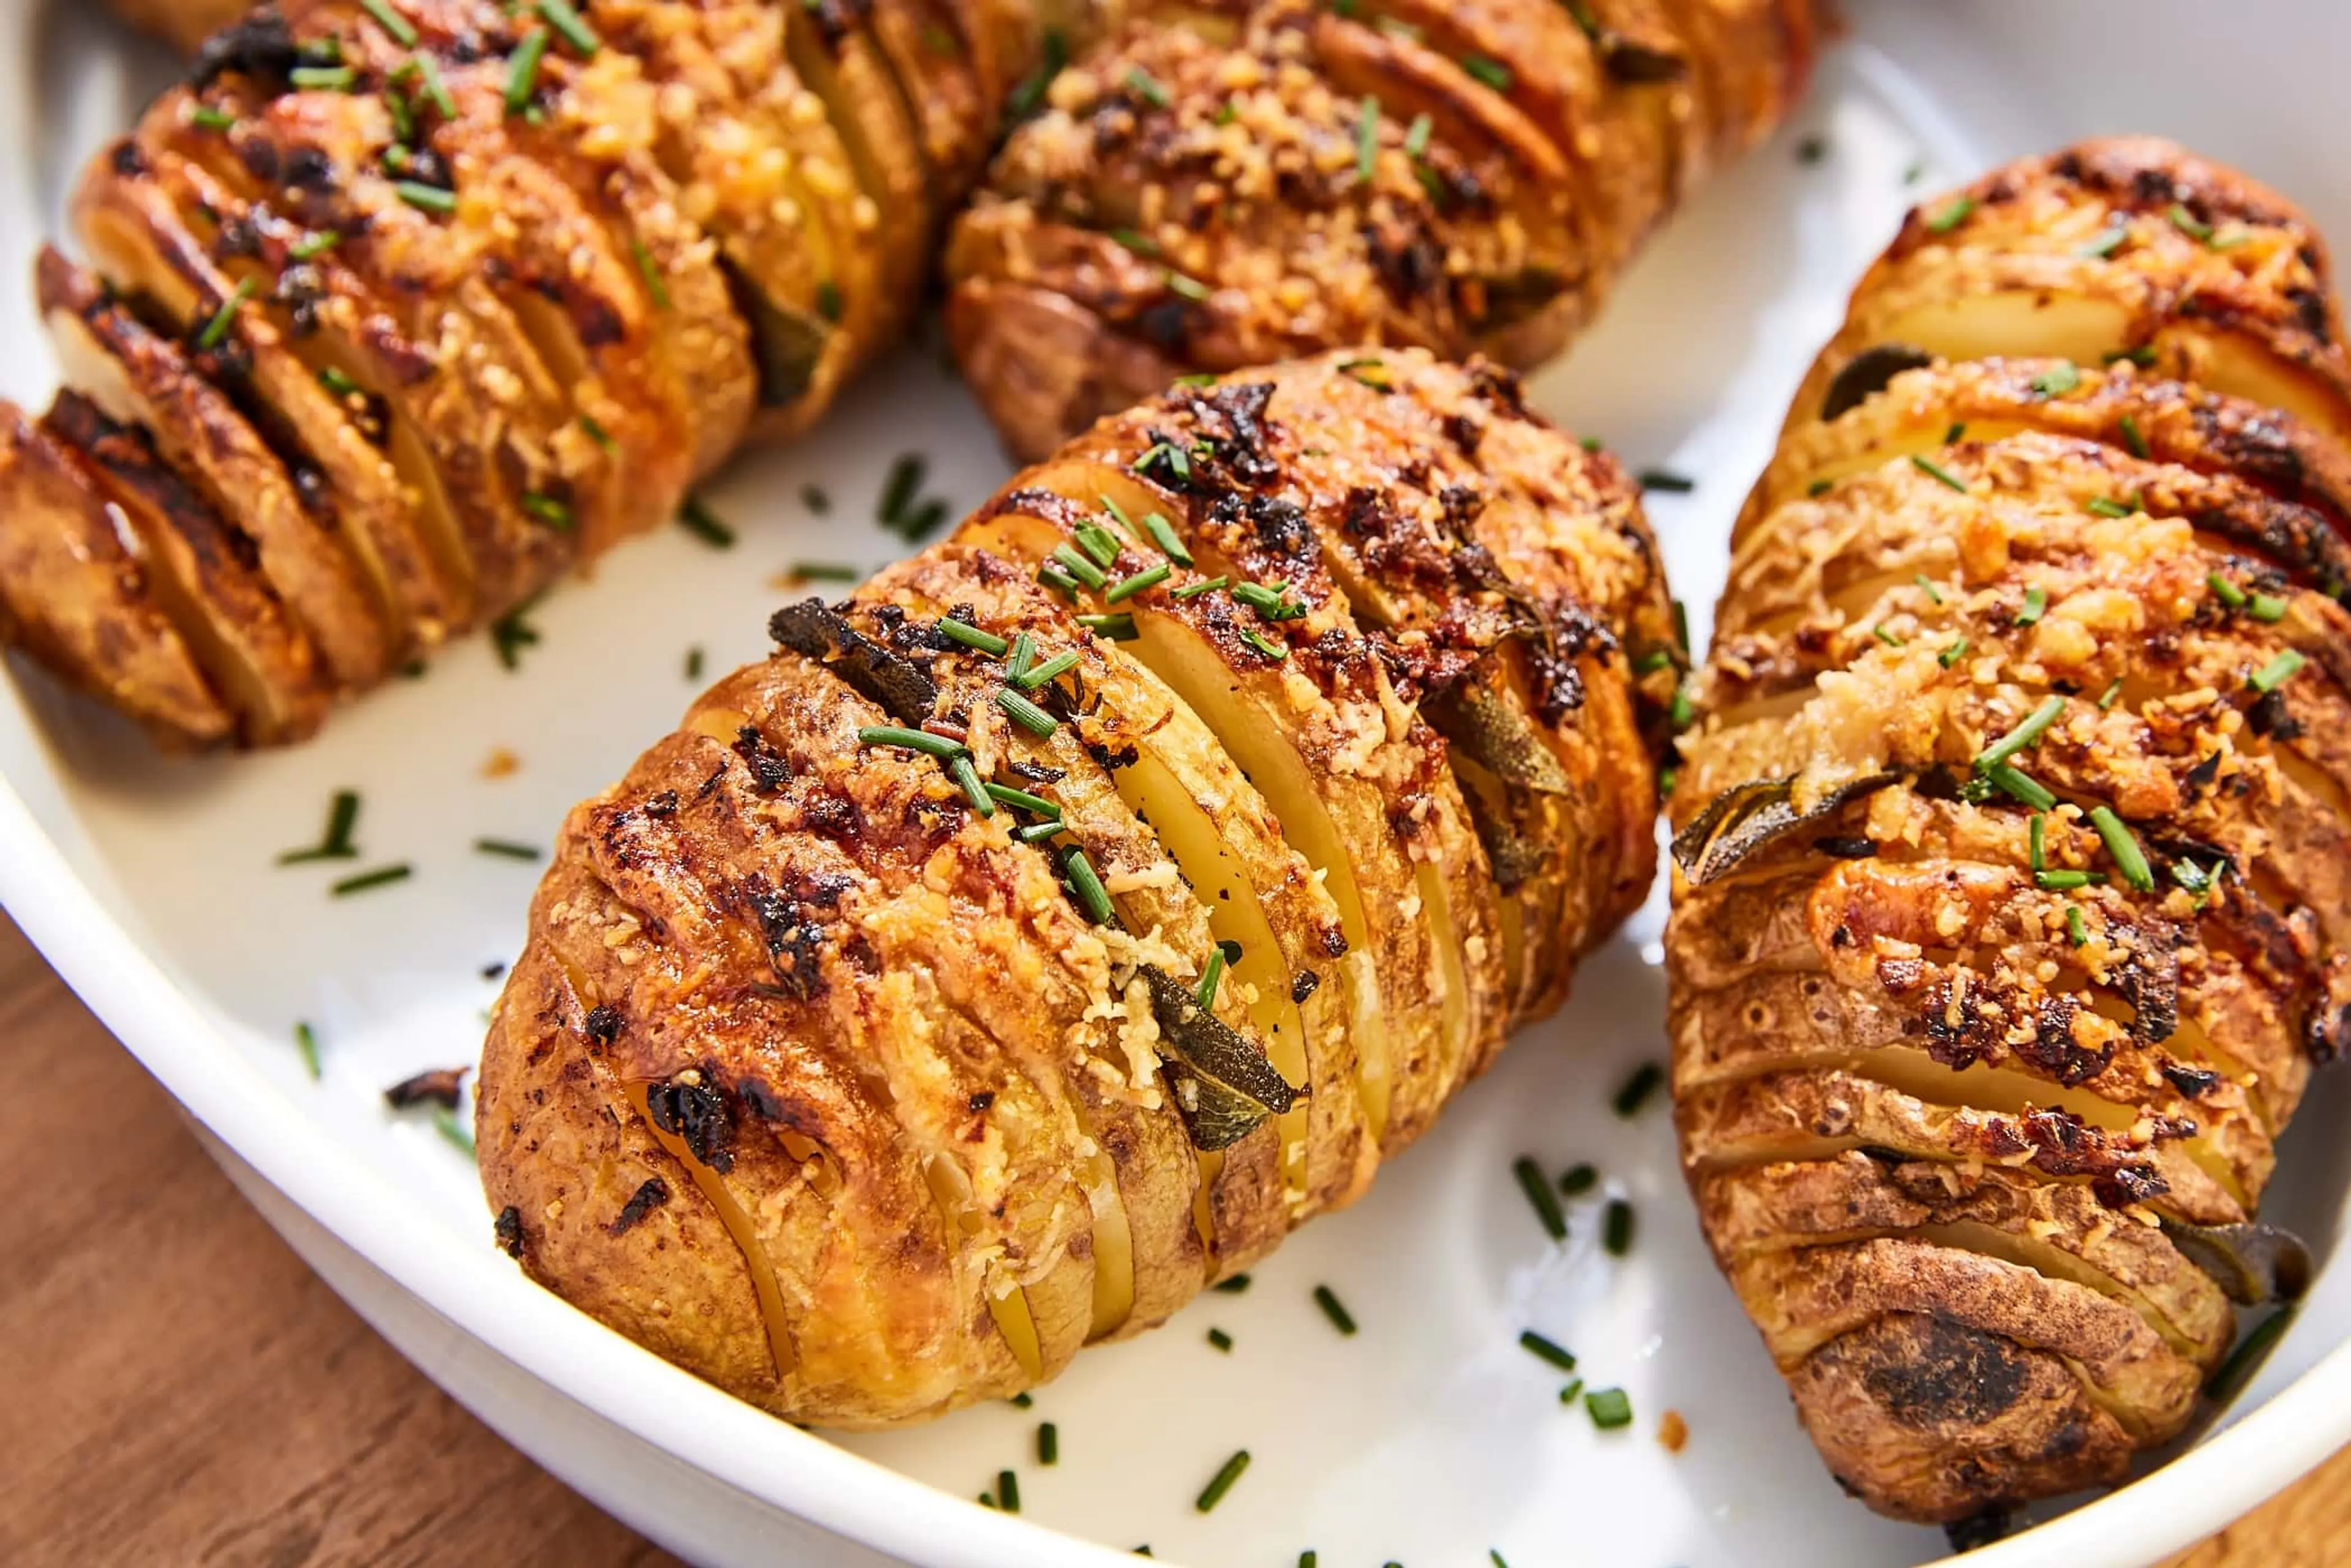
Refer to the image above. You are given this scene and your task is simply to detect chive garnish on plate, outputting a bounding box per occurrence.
[1585,1387,1634,1430]
[1637,468,1695,494]
[1050,544,1108,590]
[473,838,541,861]
[2030,362,2080,397]
[1207,1326,1233,1352]
[1612,1060,1664,1117]
[1140,511,1191,565]
[984,783,1060,817]
[331,863,413,896]
[2118,413,2150,458]
[1513,1154,1567,1240]
[1082,613,1140,642]
[504,28,550,113]
[1925,194,1976,233]
[1312,1284,1357,1335]
[2066,905,2090,946]
[280,789,362,864]
[1461,54,1512,91]
[678,495,735,548]
[1038,1423,1059,1465]
[1559,1161,1597,1196]
[195,276,258,352]
[294,1020,323,1079]
[997,1469,1020,1514]
[1602,1198,1635,1256]
[1520,1330,1577,1372]
[1213,1272,1250,1294]
[2088,805,2154,891]
[1195,1450,1250,1514]
[1985,763,2055,812]
[2208,572,2249,609]
[538,0,601,54]
[395,180,457,215]
[2036,868,2105,891]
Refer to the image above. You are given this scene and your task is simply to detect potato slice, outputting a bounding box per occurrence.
[0,405,233,748]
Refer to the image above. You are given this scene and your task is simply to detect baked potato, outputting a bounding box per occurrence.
[946,0,1817,457]
[476,348,1676,1424]
[1669,138,2347,1534]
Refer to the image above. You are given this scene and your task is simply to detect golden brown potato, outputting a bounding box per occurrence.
[478,350,1673,1425]
[1669,139,2347,1536]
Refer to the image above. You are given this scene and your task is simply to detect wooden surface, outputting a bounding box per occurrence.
[0,907,2342,1568]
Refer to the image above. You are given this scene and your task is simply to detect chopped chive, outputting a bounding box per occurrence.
[785,561,860,583]
[1602,1198,1635,1256]
[294,1020,323,1079]
[1872,625,1903,650]
[290,228,340,260]
[290,64,358,91]
[1558,1161,1597,1196]
[1172,574,1230,601]
[1939,638,1971,669]
[2169,203,2215,242]
[998,1469,1020,1514]
[409,53,456,118]
[996,688,1060,738]
[1018,820,1065,844]
[2118,414,2150,459]
[1355,96,1379,183]
[984,782,1060,817]
[279,789,362,864]
[2029,812,2047,872]
[432,1106,476,1157]
[1050,544,1108,590]
[1312,1284,1357,1335]
[1008,1391,1034,1409]
[950,755,994,816]
[331,863,413,896]
[195,276,259,352]
[1669,683,1696,731]
[359,0,420,43]
[1074,519,1123,568]
[1172,372,1219,388]
[2077,220,2130,259]
[1133,440,1190,480]
[2086,496,2134,519]
[1513,1155,1567,1240]
[1924,194,1976,233]
[1194,1450,1251,1514]
[1098,494,1136,535]
[1213,1273,1250,1294]
[1944,422,1967,445]
[1079,613,1139,642]
[2250,649,2305,693]
[896,500,950,541]
[1197,945,1226,1010]
[505,27,550,113]
[1461,54,1512,91]
[1634,648,1675,675]
[1207,1326,1234,1352]
[2066,904,2090,946]
[1637,468,1695,494]
[396,180,457,215]
[2250,592,2289,623]
[1062,846,1113,923]
[317,362,363,399]
[2107,344,2159,368]
[490,599,542,669]
[1910,453,1968,493]
[2207,1308,2295,1405]
[814,280,842,323]
[937,617,1010,656]
[1807,478,1834,497]
[2030,361,2081,397]
[1585,1387,1635,1430]
[538,0,600,53]
[1005,630,1036,680]
[1557,1377,1584,1405]
[1140,511,1193,565]
[2209,572,2249,609]
[520,491,574,530]
[1491,1553,1512,1568]
[631,238,670,309]
[1913,572,1944,604]
[1039,1423,1059,1465]
[1974,695,2068,772]
[191,103,236,131]
[1986,763,2055,812]
[1125,66,1172,108]
[678,495,735,547]
[1238,626,1287,661]
[1013,650,1080,691]
[1404,111,1432,157]
[1111,228,1158,255]
[1519,1330,1577,1373]
[2017,586,2048,626]
[1164,271,1210,302]
[858,725,967,760]
[1613,1060,1663,1117]
[684,645,705,680]
[2036,868,2105,891]
[472,836,542,863]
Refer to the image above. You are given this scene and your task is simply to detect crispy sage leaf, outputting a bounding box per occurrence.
[717,257,829,410]
[1820,342,1936,421]
[769,598,938,724]
[1671,772,1900,884]
[1600,33,1687,84]
[2161,1218,2313,1306]
[1427,666,1576,795]
[1139,963,1302,1151]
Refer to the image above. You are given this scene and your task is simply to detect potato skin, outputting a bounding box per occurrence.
[479,350,1671,1425]
[1671,140,2351,1529]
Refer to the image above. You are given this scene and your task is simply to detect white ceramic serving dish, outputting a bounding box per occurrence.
[6,1,2351,1562]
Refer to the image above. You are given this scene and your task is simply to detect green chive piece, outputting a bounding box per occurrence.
[1062,846,1113,923]
[1133,440,1191,480]
[407,53,456,118]
[1513,1155,1567,1240]
[432,1106,476,1157]
[2030,362,2081,397]
[2077,220,2129,259]
[520,491,574,531]
[996,688,1059,738]
[1111,228,1158,255]
[505,27,550,113]
[1559,1162,1597,1196]
[1613,1060,1664,1117]
[1097,494,1137,535]
[1975,695,2068,773]
[814,280,842,323]
[1037,563,1079,598]
[1018,820,1065,844]
[1913,572,1944,604]
[1461,54,1512,91]
[1944,421,1968,445]
[1584,1387,1634,1430]
[1491,1552,1512,1568]
[2209,572,2249,610]
[1925,194,1976,233]
[1213,1273,1251,1294]
[1164,271,1210,302]
[2066,905,2090,946]
[857,725,967,760]
[1005,630,1036,680]
[2119,414,2150,459]
[785,561,860,583]
[1519,1330,1577,1372]
[2107,345,2160,368]
[2017,587,2048,626]
[1239,626,1287,661]
[1078,612,1138,642]
[1312,1284,1357,1335]
[360,0,419,43]
[998,1469,1020,1514]
[2251,649,2306,693]
[2029,812,2047,872]
[1668,683,1696,731]
[191,103,236,131]
[279,788,362,864]
[1008,1392,1034,1409]
[631,238,671,309]
[1013,650,1080,691]
[1638,469,1697,495]
[1125,65,1172,108]
[290,228,340,260]
[2250,592,2289,623]
[684,646,705,681]
[290,64,357,91]
[1172,575,1229,600]
[1050,544,1107,590]
[1196,946,1226,1010]
[194,276,259,352]
[294,1020,323,1079]
[1557,1378,1584,1405]
[1939,639,1971,669]
[538,0,601,53]
[1910,453,1969,493]
[396,181,457,215]
[2036,868,2105,891]
[1807,478,1834,497]
[473,837,542,862]
[1207,1326,1234,1352]
[2172,858,2213,897]
[1038,1423,1059,1465]
[330,862,413,896]
[2169,202,2215,242]
[1074,519,1122,568]
[491,600,542,669]
[1404,111,1432,158]
[1355,95,1379,183]
[1194,1450,1251,1514]
[1870,625,1903,649]
[2086,496,2134,518]
[984,782,1060,817]
[678,495,735,547]
[1140,511,1193,565]
[936,617,1010,656]
[950,755,994,816]
[1986,763,2055,812]
[1602,1198,1635,1256]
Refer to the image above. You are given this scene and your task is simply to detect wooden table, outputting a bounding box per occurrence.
[0,911,2338,1567]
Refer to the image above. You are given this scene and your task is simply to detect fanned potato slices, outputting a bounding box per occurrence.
[1670,139,2348,1532]
[481,350,1670,1424]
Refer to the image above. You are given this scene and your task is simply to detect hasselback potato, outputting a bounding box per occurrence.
[476,349,1675,1425]
[1669,137,2351,1531]
[947,0,1816,457]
